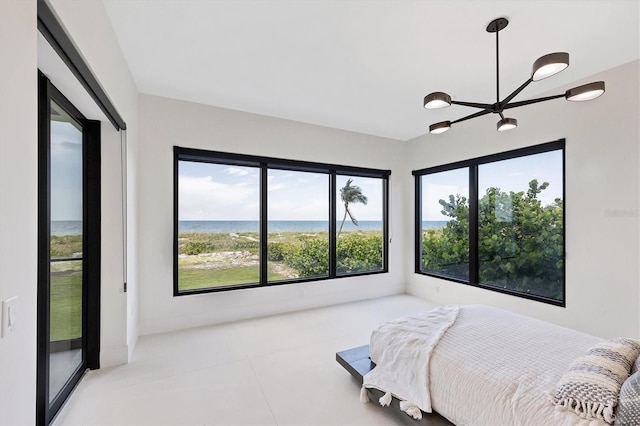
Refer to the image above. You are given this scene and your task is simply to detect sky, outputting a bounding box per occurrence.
[178,161,383,221]
[50,115,83,221]
[421,150,563,221]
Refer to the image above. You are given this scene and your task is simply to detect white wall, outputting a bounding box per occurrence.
[0,1,38,424]
[48,0,140,365]
[137,94,405,335]
[404,60,640,339]
[0,0,137,420]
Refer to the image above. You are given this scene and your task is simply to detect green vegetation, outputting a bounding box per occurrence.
[50,270,82,341]
[337,233,384,274]
[51,234,82,258]
[422,179,563,299]
[178,266,287,290]
[179,232,259,255]
[177,230,384,291]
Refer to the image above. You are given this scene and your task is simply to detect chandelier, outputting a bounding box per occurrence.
[424,18,605,134]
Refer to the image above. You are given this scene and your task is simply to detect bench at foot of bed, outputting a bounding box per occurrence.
[336,345,452,426]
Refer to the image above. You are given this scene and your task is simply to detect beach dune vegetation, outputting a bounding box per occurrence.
[422,179,563,300]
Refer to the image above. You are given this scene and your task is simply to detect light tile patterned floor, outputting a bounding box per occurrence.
[54,294,440,425]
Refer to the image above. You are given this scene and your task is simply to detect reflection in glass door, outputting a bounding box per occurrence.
[38,73,101,425]
[48,100,84,402]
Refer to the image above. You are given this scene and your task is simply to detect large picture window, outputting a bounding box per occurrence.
[414,140,565,306]
[175,147,389,295]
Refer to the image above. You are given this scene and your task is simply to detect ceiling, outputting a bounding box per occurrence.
[102,0,639,141]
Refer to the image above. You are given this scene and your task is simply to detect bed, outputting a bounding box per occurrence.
[337,305,640,426]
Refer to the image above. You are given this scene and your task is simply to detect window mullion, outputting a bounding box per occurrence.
[383,177,390,272]
[260,164,268,285]
[329,172,337,277]
[469,165,479,284]
[414,175,422,273]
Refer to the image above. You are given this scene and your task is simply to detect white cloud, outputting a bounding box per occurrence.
[224,167,250,177]
[268,183,288,192]
[178,174,259,220]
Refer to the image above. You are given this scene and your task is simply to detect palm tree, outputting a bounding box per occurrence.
[338,178,368,237]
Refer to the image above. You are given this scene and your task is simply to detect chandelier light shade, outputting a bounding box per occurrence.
[424,18,605,134]
[497,117,517,132]
[429,120,451,134]
[565,81,606,101]
[424,92,452,109]
[532,52,570,81]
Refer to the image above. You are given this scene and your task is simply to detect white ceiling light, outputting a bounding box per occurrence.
[532,52,570,81]
[497,117,517,132]
[424,17,606,134]
[429,121,451,134]
[565,81,606,101]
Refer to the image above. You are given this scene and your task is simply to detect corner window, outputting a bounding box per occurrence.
[175,147,390,295]
[419,168,470,281]
[414,140,565,306]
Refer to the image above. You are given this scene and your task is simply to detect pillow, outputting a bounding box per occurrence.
[615,371,640,426]
[551,337,640,424]
[633,353,640,374]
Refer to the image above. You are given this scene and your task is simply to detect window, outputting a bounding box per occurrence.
[177,161,261,290]
[414,140,565,306]
[174,147,390,295]
[336,175,385,275]
[268,169,329,281]
[419,168,469,281]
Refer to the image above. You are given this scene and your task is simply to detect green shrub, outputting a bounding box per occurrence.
[267,242,286,261]
[422,179,563,299]
[183,241,209,255]
[337,234,383,274]
[282,238,329,277]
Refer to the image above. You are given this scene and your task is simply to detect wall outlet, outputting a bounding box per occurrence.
[2,296,18,337]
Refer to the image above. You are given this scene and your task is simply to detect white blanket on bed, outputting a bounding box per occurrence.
[362,305,459,413]
[429,305,606,426]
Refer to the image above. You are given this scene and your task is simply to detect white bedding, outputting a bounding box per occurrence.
[363,305,459,414]
[429,305,607,426]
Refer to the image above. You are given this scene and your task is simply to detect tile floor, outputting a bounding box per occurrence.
[54,295,440,425]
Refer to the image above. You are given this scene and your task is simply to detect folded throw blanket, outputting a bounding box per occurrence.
[362,305,459,415]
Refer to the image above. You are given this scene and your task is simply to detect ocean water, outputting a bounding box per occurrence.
[52,221,82,236]
[51,220,450,236]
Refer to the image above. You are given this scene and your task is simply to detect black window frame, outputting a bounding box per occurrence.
[413,139,566,307]
[174,146,390,296]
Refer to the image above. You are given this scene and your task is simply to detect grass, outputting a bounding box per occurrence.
[178,265,288,291]
[50,271,82,341]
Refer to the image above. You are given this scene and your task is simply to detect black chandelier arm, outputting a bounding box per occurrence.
[450,100,494,109]
[499,77,534,108]
[451,108,493,124]
[502,93,565,110]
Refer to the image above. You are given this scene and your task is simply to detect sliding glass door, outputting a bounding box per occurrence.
[37,73,101,425]
[48,99,84,403]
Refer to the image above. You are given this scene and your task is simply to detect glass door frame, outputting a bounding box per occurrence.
[37,72,101,425]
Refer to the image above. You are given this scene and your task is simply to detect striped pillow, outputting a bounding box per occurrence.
[551,338,640,424]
